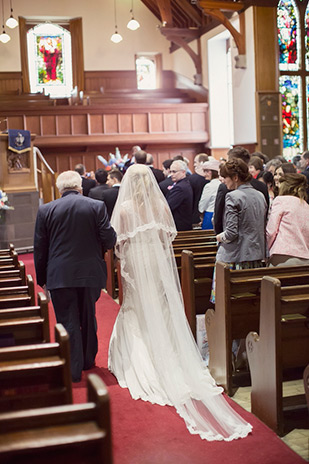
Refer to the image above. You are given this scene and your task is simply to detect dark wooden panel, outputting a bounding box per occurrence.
[150,113,163,132]
[7,116,24,130]
[25,116,41,135]
[72,115,88,135]
[177,113,191,132]
[89,114,103,134]
[119,114,133,133]
[0,72,22,94]
[133,113,148,132]
[41,116,56,136]
[57,115,72,135]
[164,113,177,132]
[104,114,118,134]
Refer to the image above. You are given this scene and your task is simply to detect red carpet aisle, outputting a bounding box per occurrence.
[21,254,305,464]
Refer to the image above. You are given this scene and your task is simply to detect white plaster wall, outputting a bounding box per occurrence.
[0,0,172,72]
[170,40,197,82]
[207,32,231,148]
[231,7,257,145]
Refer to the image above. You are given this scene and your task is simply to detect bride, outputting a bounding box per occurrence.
[108,164,252,441]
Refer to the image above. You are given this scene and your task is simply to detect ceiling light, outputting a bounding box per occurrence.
[0,0,10,43]
[127,0,140,30]
[111,0,122,43]
[6,0,18,29]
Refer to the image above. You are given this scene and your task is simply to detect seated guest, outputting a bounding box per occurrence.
[75,163,96,196]
[265,158,282,175]
[101,170,123,219]
[248,156,263,179]
[198,159,220,230]
[146,153,165,184]
[266,173,309,266]
[159,159,174,197]
[167,160,193,231]
[89,169,109,200]
[189,153,209,227]
[213,146,269,234]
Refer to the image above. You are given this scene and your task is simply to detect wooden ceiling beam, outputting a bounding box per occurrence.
[156,0,173,26]
[174,0,203,26]
[199,1,245,12]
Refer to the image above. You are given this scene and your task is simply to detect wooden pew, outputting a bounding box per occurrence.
[0,374,112,464]
[0,291,50,347]
[0,323,72,413]
[0,243,14,256]
[246,277,309,435]
[0,275,35,309]
[304,364,309,410]
[181,250,215,338]
[206,262,309,396]
[0,264,26,286]
[0,250,19,268]
[176,229,215,238]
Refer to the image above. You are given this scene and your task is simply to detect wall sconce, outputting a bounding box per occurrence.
[110,0,122,43]
[6,0,18,29]
[127,0,140,31]
[0,0,10,43]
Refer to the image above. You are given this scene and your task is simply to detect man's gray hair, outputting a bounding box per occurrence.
[56,170,82,194]
[171,160,186,171]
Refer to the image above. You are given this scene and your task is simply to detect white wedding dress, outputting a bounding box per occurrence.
[108,164,252,441]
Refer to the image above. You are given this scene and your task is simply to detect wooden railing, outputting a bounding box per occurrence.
[34,147,58,204]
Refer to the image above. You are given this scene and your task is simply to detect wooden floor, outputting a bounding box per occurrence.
[233,380,309,461]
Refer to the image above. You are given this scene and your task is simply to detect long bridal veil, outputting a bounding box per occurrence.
[108,164,252,441]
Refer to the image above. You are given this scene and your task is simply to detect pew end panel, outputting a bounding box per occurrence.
[0,374,112,464]
[246,276,309,435]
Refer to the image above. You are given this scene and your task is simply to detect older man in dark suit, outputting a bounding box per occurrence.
[34,170,116,382]
[167,160,193,231]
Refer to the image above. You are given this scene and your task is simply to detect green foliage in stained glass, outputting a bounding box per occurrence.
[278,0,299,71]
[305,3,309,70]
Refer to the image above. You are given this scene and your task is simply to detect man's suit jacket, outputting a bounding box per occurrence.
[88,183,109,200]
[213,178,269,234]
[188,173,208,224]
[149,167,165,184]
[34,190,116,290]
[100,186,120,219]
[82,177,96,196]
[159,176,174,198]
[167,177,193,231]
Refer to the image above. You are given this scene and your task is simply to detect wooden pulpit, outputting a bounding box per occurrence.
[0,133,36,193]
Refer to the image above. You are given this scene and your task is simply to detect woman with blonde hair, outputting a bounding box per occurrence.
[267,173,309,266]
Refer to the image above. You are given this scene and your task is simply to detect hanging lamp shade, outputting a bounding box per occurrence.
[110,30,123,43]
[0,29,10,43]
[127,18,140,31]
[6,0,18,29]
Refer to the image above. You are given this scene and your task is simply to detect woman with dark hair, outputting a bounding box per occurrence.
[259,170,275,210]
[216,158,267,267]
[267,173,309,266]
[248,156,263,179]
[273,162,296,191]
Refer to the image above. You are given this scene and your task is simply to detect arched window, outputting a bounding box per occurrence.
[278,0,309,159]
[27,23,73,98]
[136,56,156,89]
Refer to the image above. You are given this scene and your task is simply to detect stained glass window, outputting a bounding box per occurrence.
[305,2,309,71]
[27,23,73,98]
[279,75,303,158]
[136,57,156,89]
[277,0,300,71]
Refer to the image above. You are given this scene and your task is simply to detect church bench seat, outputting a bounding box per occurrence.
[0,374,112,464]
[205,262,309,396]
[246,277,309,435]
[180,250,215,338]
[0,291,50,347]
[0,275,35,309]
[0,323,72,413]
[0,265,26,285]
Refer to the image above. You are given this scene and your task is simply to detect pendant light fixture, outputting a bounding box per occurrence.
[6,0,18,29]
[127,0,140,31]
[0,0,10,43]
[110,0,122,43]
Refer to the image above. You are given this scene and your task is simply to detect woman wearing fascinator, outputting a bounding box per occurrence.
[108,163,252,441]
